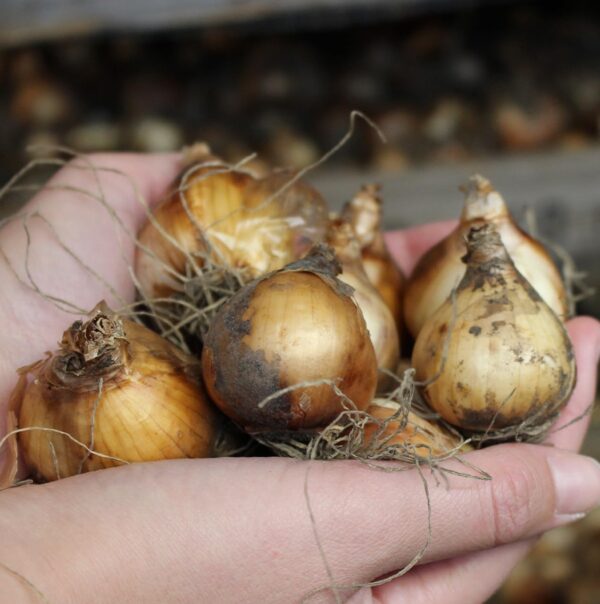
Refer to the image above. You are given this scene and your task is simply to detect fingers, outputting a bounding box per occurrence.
[2,445,599,604]
[353,540,534,604]
[545,316,600,451]
[384,220,456,275]
[295,447,599,595]
[23,152,182,227]
[0,152,182,309]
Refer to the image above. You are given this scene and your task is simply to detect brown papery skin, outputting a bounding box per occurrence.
[18,315,221,482]
[136,161,254,297]
[412,225,576,432]
[362,400,470,457]
[202,248,378,432]
[404,175,568,338]
[342,184,405,331]
[327,218,399,390]
[135,154,298,299]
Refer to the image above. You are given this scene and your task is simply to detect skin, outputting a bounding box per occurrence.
[0,153,599,603]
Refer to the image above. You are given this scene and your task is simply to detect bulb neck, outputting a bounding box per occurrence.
[342,184,382,248]
[50,306,129,391]
[327,219,363,264]
[181,142,215,168]
[460,175,509,222]
[462,224,513,273]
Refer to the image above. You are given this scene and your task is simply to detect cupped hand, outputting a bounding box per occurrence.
[0,154,598,604]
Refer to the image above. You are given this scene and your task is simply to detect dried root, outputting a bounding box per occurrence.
[254,369,472,466]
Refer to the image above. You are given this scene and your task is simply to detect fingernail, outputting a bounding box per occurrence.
[554,512,586,526]
[548,452,600,516]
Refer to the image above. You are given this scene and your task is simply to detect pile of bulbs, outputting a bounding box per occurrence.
[7,148,576,482]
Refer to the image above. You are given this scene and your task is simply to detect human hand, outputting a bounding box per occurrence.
[0,154,598,603]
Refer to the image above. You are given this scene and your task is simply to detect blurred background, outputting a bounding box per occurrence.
[0,1,598,601]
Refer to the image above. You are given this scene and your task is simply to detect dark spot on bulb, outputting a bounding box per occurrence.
[491,320,506,334]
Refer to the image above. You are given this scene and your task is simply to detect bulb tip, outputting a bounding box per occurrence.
[182,141,214,167]
[460,174,508,221]
[61,305,125,362]
[342,184,383,246]
[52,306,129,388]
[348,183,382,211]
[359,183,382,202]
[460,174,494,200]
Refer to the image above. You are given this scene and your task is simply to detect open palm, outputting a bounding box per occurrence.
[0,153,598,603]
